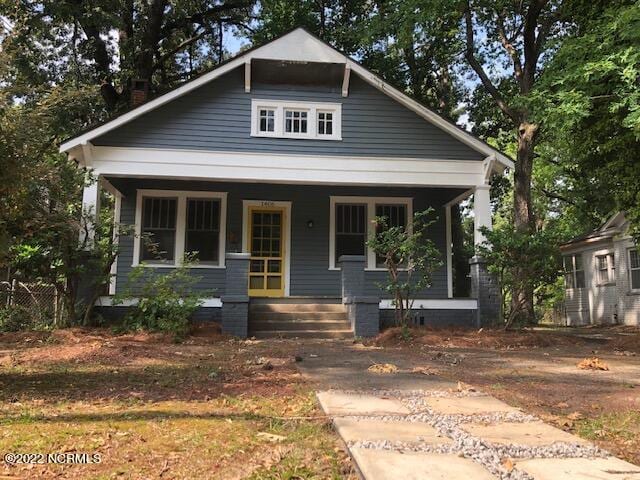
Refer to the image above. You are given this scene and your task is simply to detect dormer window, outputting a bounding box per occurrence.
[317,111,333,135]
[285,110,308,134]
[259,108,275,133]
[251,99,341,140]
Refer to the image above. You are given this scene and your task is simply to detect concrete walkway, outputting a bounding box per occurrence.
[296,342,640,480]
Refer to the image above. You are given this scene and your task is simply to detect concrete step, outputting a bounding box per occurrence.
[250,319,351,331]
[249,329,354,339]
[249,303,346,313]
[250,297,341,305]
[250,311,348,321]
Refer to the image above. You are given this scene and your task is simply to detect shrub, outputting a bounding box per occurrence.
[0,305,36,332]
[114,261,207,338]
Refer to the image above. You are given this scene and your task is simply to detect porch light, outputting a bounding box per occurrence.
[307,220,314,228]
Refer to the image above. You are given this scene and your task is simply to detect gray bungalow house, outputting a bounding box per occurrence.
[61,28,511,338]
[560,212,639,326]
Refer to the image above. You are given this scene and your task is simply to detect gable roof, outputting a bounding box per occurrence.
[560,212,628,250]
[60,28,513,170]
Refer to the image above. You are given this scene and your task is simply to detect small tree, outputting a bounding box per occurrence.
[367,208,443,327]
[477,225,561,329]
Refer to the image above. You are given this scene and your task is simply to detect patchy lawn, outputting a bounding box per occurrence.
[369,325,640,465]
[0,328,355,479]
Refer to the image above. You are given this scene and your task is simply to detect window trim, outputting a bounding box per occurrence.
[629,248,640,293]
[329,196,413,270]
[133,189,227,269]
[563,253,586,290]
[251,99,342,140]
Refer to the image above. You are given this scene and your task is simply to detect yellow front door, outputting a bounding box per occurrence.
[247,206,285,297]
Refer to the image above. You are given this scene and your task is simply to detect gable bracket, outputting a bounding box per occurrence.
[244,60,251,93]
[342,65,351,97]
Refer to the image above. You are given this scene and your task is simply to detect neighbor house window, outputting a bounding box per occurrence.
[335,204,367,265]
[141,197,177,262]
[259,108,275,133]
[185,198,221,264]
[629,248,640,291]
[317,111,333,135]
[330,196,412,269]
[134,190,227,268]
[285,109,308,134]
[375,203,408,268]
[251,100,341,140]
[596,253,615,285]
[563,254,585,289]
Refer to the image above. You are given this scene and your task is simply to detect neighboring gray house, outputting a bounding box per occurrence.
[60,28,512,338]
[560,212,639,326]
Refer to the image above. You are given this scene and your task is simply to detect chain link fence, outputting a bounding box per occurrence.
[0,280,61,327]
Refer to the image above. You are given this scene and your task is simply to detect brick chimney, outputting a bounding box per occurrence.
[131,79,149,107]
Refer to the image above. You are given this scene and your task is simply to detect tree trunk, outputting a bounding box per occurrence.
[511,120,538,322]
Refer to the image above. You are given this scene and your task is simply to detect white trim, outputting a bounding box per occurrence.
[445,204,453,298]
[329,196,413,270]
[250,99,342,140]
[628,247,640,293]
[594,250,616,286]
[108,192,122,295]
[86,146,487,188]
[96,296,222,308]
[241,200,292,297]
[379,299,477,310]
[60,28,512,171]
[133,189,227,268]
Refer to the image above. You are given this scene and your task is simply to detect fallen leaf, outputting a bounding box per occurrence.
[577,357,609,371]
[368,363,398,374]
[257,432,286,442]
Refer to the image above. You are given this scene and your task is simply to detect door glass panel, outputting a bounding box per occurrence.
[267,276,281,289]
[250,276,264,289]
[250,260,264,272]
[268,260,281,273]
[249,209,284,295]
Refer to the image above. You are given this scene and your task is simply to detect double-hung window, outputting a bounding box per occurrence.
[141,197,177,262]
[563,254,585,289]
[251,100,341,140]
[335,204,367,262]
[135,190,227,268]
[596,253,615,285]
[330,196,412,269]
[375,204,408,268]
[629,248,640,291]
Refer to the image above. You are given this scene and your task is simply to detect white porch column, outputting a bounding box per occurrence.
[473,185,492,248]
[108,192,122,295]
[80,179,101,246]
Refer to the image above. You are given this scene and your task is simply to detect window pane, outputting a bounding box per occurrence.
[335,204,366,265]
[185,198,220,263]
[259,109,274,132]
[564,272,575,290]
[574,254,583,271]
[630,249,639,269]
[632,270,640,290]
[141,197,177,262]
[576,270,586,288]
[563,256,572,272]
[375,204,408,267]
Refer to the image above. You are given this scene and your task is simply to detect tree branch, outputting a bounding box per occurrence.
[522,0,548,92]
[496,9,523,88]
[463,2,519,122]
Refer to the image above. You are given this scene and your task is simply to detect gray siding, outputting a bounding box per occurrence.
[110,178,463,299]
[94,68,483,161]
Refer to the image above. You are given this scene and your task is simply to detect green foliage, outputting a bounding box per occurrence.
[478,225,561,328]
[367,208,443,326]
[0,305,35,332]
[114,260,206,338]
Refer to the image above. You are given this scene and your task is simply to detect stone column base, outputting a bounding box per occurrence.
[221,295,249,337]
[469,255,501,327]
[345,296,380,337]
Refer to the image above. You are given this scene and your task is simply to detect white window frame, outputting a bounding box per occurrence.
[133,189,227,269]
[251,99,342,140]
[257,107,276,134]
[629,248,640,292]
[563,253,585,290]
[329,196,413,270]
[595,251,615,286]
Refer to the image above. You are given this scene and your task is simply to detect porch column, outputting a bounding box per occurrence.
[221,253,250,337]
[473,184,492,249]
[339,255,379,337]
[80,179,101,246]
[470,184,500,326]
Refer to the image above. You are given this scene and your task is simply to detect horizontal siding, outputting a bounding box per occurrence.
[94,68,483,161]
[111,178,464,299]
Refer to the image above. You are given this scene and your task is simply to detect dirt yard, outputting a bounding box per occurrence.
[1,325,639,479]
[369,325,640,464]
[0,327,355,480]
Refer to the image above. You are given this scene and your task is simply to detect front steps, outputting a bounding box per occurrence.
[248,298,353,339]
